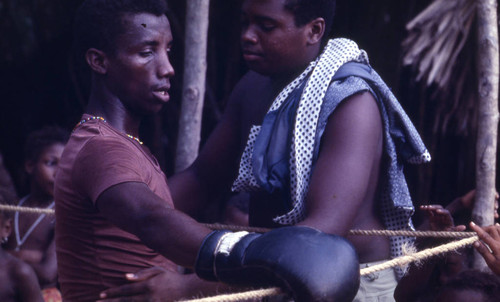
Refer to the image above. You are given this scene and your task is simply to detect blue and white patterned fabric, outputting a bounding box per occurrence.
[232,38,431,278]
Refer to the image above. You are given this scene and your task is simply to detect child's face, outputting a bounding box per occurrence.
[26,143,65,197]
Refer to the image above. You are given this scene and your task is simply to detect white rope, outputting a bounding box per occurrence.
[1,204,482,302]
[0,204,56,215]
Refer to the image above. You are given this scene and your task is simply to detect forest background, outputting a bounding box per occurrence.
[0,0,493,225]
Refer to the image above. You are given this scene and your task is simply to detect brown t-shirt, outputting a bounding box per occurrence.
[54,115,176,301]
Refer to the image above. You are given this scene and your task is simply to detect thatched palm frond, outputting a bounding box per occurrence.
[403,0,476,88]
[402,0,479,136]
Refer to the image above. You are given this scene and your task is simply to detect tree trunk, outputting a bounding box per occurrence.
[175,0,210,172]
[473,0,499,270]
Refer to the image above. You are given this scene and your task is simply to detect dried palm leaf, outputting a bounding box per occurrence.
[402,0,478,136]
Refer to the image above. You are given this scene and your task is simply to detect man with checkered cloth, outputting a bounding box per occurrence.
[170,0,430,300]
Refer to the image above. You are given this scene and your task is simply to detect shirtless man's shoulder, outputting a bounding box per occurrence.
[230,71,279,130]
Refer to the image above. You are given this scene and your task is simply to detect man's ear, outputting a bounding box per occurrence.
[85,48,108,75]
[306,17,325,45]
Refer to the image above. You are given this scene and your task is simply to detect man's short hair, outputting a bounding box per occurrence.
[24,126,69,163]
[438,270,500,302]
[73,0,169,62]
[284,0,336,45]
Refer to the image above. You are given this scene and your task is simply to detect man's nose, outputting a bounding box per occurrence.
[241,26,258,44]
[158,51,175,78]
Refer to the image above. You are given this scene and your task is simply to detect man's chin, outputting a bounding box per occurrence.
[135,102,166,117]
[246,63,273,77]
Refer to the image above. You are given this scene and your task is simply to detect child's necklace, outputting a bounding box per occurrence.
[73,116,144,145]
[14,195,55,251]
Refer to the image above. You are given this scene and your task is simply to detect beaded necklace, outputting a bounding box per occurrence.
[73,116,144,145]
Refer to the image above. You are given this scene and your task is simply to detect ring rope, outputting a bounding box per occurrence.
[0,204,476,238]
[0,204,57,215]
[359,235,478,275]
[1,204,481,302]
[178,288,283,302]
[180,235,479,302]
[348,229,475,238]
[204,223,476,238]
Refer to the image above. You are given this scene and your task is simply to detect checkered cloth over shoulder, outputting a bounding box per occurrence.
[232,38,431,278]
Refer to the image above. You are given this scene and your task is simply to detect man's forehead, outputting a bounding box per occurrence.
[243,0,287,6]
[117,13,171,43]
[119,12,170,33]
[241,0,291,20]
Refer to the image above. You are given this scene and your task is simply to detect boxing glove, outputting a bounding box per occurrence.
[195,226,360,302]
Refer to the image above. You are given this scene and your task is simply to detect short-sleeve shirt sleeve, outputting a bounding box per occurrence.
[72,136,148,203]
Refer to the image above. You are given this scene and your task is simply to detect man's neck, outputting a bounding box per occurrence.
[269,47,321,92]
[86,84,142,137]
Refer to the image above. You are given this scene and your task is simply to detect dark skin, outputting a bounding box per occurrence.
[446,189,499,220]
[171,0,388,262]
[395,190,500,301]
[471,222,500,276]
[0,216,43,302]
[77,11,232,300]
[86,12,212,266]
[6,143,63,289]
[104,0,387,299]
[395,205,468,302]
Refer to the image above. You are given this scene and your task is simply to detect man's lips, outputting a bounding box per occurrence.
[153,87,170,102]
[242,50,263,61]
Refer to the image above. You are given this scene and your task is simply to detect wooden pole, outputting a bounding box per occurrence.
[175,0,210,172]
[473,0,499,270]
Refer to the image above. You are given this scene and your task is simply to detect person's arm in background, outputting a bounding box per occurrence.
[395,205,463,302]
[169,75,245,219]
[13,259,44,302]
[446,189,499,220]
[470,222,500,276]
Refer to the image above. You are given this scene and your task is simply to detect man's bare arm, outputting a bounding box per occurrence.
[96,182,212,268]
[299,91,383,235]
[169,80,244,218]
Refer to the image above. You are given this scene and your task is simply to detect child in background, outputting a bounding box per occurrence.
[6,126,69,301]
[434,269,500,302]
[0,188,43,302]
[395,189,498,301]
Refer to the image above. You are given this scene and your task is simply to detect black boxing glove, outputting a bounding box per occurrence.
[195,226,360,302]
